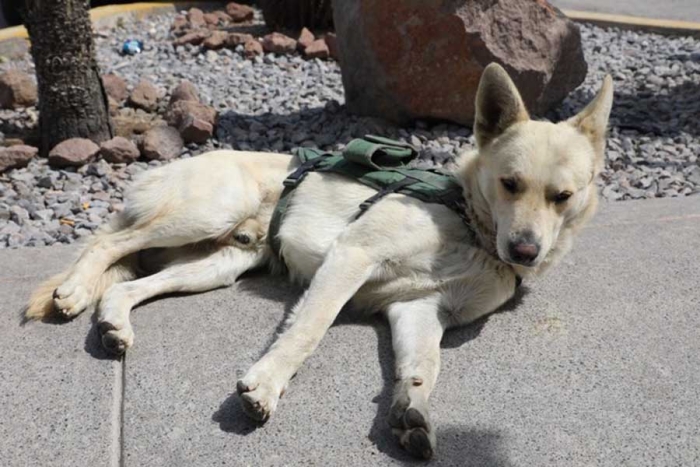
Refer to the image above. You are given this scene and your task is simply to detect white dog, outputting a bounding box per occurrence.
[26,64,613,459]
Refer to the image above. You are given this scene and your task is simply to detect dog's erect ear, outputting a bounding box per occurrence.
[474,63,530,148]
[567,75,614,162]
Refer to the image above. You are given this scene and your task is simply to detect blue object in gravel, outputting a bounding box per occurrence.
[121,39,144,55]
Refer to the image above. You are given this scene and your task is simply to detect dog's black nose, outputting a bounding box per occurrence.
[508,236,540,265]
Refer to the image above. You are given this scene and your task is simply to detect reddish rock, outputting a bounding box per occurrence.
[262,32,297,54]
[165,100,217,129]
[100,136,140,163]
[0,145,38,173]
[297,27,315,51]
[226,32,254,48]
[332,0,587,124]
[243,39,264,58]
[171,14,188,32]
[188,8,206,29]
[203,12,220,26]
[128,80,160,112]
[113,109,165,138]
[0,70,37,109]
[102,74,128,103]
[203,30,229,50]
[141,126,183,161]
[304,39,329,60]
[172,30,211,46]
[179,115,214,144]
[216,11,232,23]
[226,3,254,22]
[169,80,200,105]
[48,138,100,168]
[323,33,339,61]
[108,96,120,116]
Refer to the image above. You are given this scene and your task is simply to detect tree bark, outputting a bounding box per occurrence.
[21,0,112,156]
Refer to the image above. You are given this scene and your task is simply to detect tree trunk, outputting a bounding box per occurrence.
[21,0,112,156]
[259,0,333,31]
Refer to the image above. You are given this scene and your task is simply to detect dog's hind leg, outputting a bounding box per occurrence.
[385,295,446,460]
[96,245,264,354]
[52,203,257,319]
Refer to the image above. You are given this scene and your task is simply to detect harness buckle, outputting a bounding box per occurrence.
[283,156,330,187]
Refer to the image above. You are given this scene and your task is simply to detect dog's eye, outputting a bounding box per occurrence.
[554,191,572,204]
[500,177,518,194]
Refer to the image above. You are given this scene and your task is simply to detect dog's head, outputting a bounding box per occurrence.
[463,63,613,275]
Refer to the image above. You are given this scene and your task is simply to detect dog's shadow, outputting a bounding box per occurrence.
[212,273,528,461]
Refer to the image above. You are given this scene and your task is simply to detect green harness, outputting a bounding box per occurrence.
[268,135,476,259]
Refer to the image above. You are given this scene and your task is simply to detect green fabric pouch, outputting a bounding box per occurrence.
[342,135,417,169]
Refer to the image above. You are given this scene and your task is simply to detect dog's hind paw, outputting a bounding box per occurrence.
[53,282,90,319]
[236,376,281,423]
[388,397,436,459]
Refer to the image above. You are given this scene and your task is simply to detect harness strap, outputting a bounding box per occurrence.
[356,178,416,219]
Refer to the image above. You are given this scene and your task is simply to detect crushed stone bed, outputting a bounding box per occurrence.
[0,10,699,248]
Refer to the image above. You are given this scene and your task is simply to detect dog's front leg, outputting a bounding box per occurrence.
[237,245,376,422]
[385,295,446,459]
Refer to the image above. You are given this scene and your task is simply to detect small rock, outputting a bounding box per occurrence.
[205,50,219,63]
[9,205,29,225]
[32,209,54,222]
[188,7,206,29]
[323,33,339,61]
[169,80,200,104]
[100,136,140,163]
[216,11,232,23]
[108,96,120,116]
[262,32,297,54]
[0,145,38,173]
[243,39,263,58]
[0,70,37,109]
[203,30,229,50]
[128,80,160,112]
[141,126,183,161]
[226,2,254,22]
[0,204,10,221]
[226,32,254,48]
[179,114,214,144]
[171,14,188,32]
[304,39,329,60]
[172,30,211,46]
[297,28,315,51]
[203,12,220,26]
[48,138,100,168]
[165,100,217,128]
[102,74,128,102]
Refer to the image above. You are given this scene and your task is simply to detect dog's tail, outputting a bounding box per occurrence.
[24,251,140,321]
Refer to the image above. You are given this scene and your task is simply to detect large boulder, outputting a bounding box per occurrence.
[332,0,587,125]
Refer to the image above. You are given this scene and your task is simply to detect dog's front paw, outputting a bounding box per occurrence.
[236,373,282,423]
[97,321,134,355]
[53,280,90,319]
[388,396,436,460]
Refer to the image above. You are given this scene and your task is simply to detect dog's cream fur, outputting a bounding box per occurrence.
[25,64,613,459]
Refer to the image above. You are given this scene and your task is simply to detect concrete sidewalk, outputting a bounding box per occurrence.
[550,0,700,23]
[1,196,700,466]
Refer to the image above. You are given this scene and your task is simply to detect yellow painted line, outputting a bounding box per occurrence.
[0,2,186,42]
[563,9,700,35]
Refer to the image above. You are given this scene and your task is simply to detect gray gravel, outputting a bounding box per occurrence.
[0,9,699,248]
